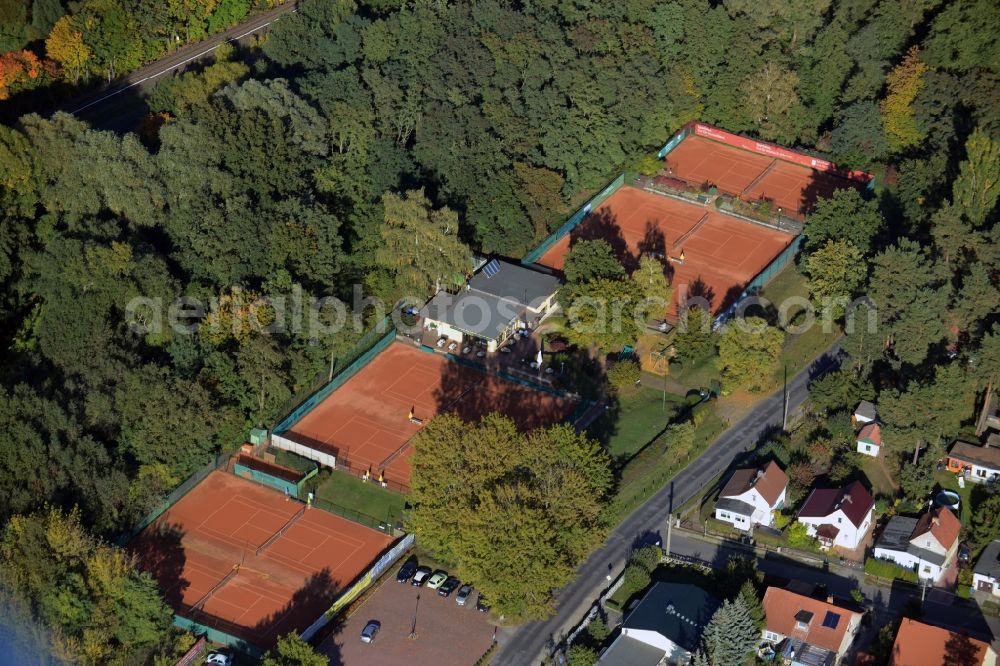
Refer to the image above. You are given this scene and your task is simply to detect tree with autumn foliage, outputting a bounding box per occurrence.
[45,15,90,83]
[0,49,46,100]
[881,47,930,153]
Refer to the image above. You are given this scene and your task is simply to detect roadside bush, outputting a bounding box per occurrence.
[607,359,641,392]
[864,557,919,584]
[587,617,610,642]
[622,564,651,596]
[629,544,662,573]
[787,522,818,550]
[566,644,598,666]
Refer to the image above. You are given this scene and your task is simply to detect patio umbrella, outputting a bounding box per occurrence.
[536,347,543,366]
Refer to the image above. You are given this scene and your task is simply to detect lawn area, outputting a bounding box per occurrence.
[760,265,843,381]
[314,471,407,526]
[934,469,971,524]
[860,456,897,498]
[591,386,686,460]
[668,352,719,390]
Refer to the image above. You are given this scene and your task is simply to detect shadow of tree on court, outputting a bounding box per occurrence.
[568,207,638,273]
[252,568,342,655]
[637,220,667,260]
[676,277,715,313]
[127,521,189,608]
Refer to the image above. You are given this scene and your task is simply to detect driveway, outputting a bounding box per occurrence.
[491,341,843,665]
[322,578,495,666]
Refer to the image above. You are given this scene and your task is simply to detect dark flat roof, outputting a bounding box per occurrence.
[467,260,560,306]
[974,540,1000,579]
[597,634,665,666]
[623,582,721,653]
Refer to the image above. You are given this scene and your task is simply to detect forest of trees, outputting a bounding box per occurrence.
[0,0,998,661]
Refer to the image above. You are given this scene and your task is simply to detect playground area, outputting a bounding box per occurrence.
[664,131,867,218]
[129,471,393,649]
[535,187,794,317]
[281,342,578,489]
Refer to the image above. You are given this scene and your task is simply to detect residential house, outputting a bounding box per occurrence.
[762,587,863,666]
[946,439,1000,484]
[797,480,874,551]
[597,582,721,666]
[889,618,997,666]
[853,400,877,425]
[973,540,1000,597]
[872,507,961,582]
[856,422,882,458]
[714,460,788,532]
[419,259,560,352]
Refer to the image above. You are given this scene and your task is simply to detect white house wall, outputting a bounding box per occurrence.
[798,508,871,550]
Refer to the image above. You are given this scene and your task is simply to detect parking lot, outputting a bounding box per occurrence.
[322,574,496,666]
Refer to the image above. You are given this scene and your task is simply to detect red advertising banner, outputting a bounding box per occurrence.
[690,122,872,184]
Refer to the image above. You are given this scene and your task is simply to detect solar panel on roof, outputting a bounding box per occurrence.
[483,259,501,278]
[822,611,840,629]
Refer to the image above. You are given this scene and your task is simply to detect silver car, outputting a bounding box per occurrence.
[456,584,473,606]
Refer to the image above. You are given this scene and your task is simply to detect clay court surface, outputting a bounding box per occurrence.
[130,471,393,648]
[322,577,494,666]
[665,135,860,217]
[536,187,793,317]
[284,343,577,488]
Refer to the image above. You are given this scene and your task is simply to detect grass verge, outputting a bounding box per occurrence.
[606,408,726,524]
[933,470,971,524]
[593,387,686,460]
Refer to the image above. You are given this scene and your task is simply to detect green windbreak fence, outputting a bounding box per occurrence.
[274,325,396,434]
[115,451,231,546]
[522,172,626,265]
[233,456,316,498]
[657,126,691,158]
[714,234,803,327]
[172,615,263,658]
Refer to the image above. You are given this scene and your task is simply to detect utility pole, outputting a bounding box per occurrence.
[665,513,673,558]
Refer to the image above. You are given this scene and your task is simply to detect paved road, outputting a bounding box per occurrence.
[666,532,1000,650]
[492,342,843,665]
[57,0,298,129]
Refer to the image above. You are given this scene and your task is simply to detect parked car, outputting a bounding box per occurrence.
[411,566,432,587]
[426,571,448,590]
[456,584,473,605]
[476,594,490,613]
[397,556,418,583]
[205,654,231,666]
[438,576,460,597]
[361,620,380,644]
[958,543,971,563]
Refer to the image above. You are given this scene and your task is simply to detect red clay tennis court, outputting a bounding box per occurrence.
[130,471,393,649]
[535,187,794,317]
[283,343,577,488]
[665,134,860,217]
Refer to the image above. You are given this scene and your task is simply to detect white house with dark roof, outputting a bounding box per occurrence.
[714,460,788,531]
[974,540,1000,597]
[597,582,721,666]
[796,480,874,551]
[419,259,560,352]
[947,439,1000,484]
[872,507,961,582]
[853,400,877,425]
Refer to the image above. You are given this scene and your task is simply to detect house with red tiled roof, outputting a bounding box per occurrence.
[762,587,863,666]
[889,618,996,666]
[873,507,961,583]
[856,422,882,458]
[796,480,874,551]
[714,460,788,531]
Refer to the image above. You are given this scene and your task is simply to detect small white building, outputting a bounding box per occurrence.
[797,481,874,551]
[973,540,1000,597]
[854,400,877,425]
[714,460,788,532]
[872,507,961,582]
[856,422,882,457]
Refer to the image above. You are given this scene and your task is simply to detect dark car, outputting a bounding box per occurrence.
[476,594,490,613]
[397,556,418,583]
[361,620,380,644]
[958,543,971,563]
[411,565,432,587]
[438,576,460,597]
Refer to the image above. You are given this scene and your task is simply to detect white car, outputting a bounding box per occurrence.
[205,653,232,666]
